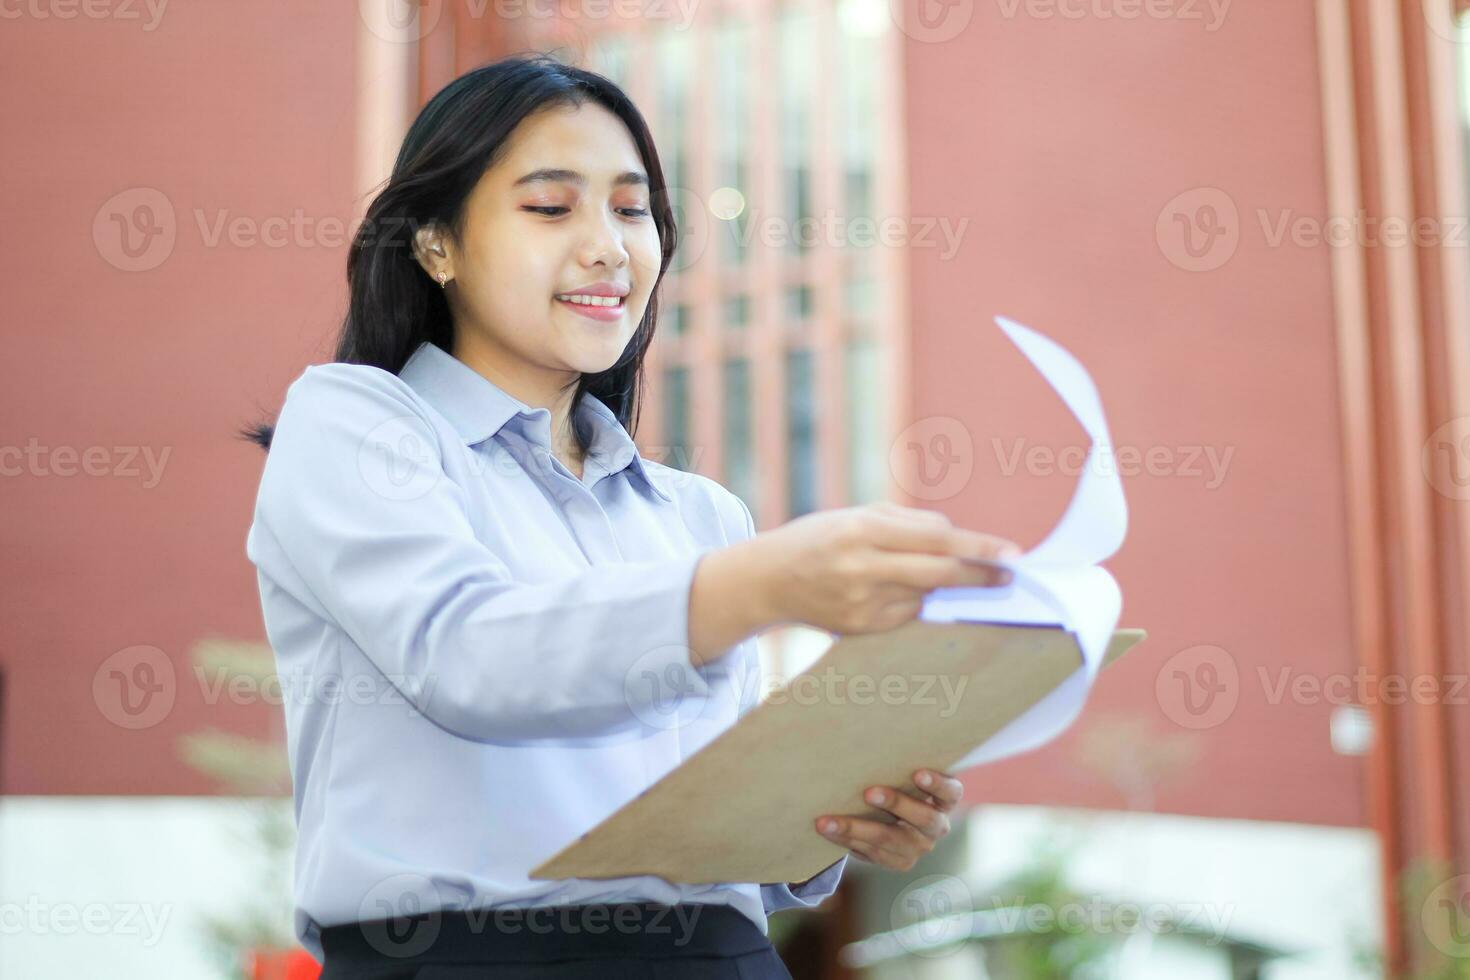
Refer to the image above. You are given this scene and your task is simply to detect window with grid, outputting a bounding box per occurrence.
[476,0,901,530]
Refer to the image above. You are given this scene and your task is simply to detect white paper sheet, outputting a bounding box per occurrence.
[919,316,1128,771]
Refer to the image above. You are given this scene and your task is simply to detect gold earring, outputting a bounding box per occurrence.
[436,272,448,288]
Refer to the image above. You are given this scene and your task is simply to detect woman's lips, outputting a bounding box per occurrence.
[555,296,625,322]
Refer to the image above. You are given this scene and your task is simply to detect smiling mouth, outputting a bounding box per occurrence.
[554,293,626,321]
[554,294,624,308]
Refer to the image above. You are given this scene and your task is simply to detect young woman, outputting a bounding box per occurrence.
[244,54,1017,979]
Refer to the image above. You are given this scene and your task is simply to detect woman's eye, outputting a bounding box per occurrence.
[523,205,647,218]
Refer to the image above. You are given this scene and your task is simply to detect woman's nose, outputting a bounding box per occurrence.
[577,212,629,268]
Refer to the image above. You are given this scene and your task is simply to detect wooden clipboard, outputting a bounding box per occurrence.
[530,620,1146,887]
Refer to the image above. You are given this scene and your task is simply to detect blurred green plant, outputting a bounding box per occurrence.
[1353,856,1470,980]
[176,636,297,980]
[976,836,1116,979]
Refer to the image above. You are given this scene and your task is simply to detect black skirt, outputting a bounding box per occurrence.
[318,901,795,979]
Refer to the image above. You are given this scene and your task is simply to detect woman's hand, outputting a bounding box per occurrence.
[814,769,962,871]
[757,502,1019,635]
[690,502,1020,666]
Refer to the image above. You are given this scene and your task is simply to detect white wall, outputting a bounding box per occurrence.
[0,796,294,979]
[961,805,1383,980]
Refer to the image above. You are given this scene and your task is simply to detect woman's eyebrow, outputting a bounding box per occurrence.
[512,168,648,189]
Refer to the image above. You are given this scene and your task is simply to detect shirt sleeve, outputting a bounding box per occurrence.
[760,857,849,914]
[720,493,850,912]
[248,364,721,743]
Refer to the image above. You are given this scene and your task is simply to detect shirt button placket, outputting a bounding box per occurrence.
[559,482,622,565]
[527,443,620,565]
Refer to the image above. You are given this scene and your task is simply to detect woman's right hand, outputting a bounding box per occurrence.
[689,502,1021,666]
[751,501,1019,634]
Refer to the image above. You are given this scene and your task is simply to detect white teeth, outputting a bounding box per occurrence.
[556,294,622,307]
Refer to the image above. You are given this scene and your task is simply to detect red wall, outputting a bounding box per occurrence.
[1,4,360,794]
[903,3,1366,825]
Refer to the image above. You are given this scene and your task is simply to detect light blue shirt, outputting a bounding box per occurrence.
[246,339,846,961]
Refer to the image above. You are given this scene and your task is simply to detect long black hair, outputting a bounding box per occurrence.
[240,53,678,454]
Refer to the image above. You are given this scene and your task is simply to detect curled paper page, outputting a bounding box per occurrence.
[919,316,1128,771]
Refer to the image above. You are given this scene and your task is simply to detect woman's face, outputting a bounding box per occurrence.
[432,101,663,382]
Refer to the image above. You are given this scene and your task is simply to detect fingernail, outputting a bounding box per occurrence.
[867,788,887,805]
[917,772,933,787]
[819,819,837,834]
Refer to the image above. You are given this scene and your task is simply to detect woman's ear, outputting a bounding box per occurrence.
[412,224,453,283]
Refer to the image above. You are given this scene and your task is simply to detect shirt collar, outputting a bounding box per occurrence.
[398,340,673,503]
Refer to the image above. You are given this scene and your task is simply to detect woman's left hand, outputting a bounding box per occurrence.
[814,768,961,871]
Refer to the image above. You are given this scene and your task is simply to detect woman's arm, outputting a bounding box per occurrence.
[252,366,726,743]
[686,533,780,667]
